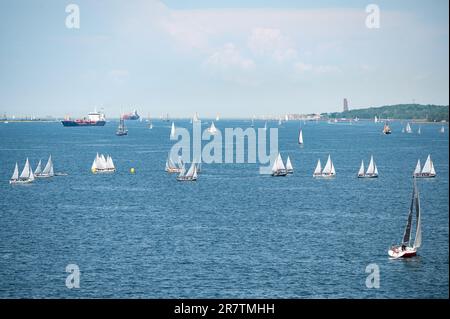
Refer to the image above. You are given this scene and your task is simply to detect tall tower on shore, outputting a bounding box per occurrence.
[343,98,349,112]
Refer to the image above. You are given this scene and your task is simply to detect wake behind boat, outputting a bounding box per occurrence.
[388,178,422,258]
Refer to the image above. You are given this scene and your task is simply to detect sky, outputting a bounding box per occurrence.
[0,0,448,118]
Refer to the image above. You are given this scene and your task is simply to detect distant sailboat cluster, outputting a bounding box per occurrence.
[413,155,436,178]
[271,153,293,176]
[91,153,116,173]
[357,155,378,178]
[10,155,56,184]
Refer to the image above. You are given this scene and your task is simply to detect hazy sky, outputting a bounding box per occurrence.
[0,0,448,118]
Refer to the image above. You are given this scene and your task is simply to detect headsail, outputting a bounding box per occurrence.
[313,159,322,175]
[34,160,42,175]
[170,122,176,138]
[421,155,433,174]
[413,159,421,175]
[358,160,365,176]
[286,156,293,171]
[20,158,31,179]
[366,156,375,175]
[11,163,19,180]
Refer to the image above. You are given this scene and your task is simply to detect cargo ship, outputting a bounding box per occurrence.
[122,110,140,120]
[61,109,106,127]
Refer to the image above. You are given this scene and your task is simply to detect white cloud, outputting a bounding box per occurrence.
[247,27,297,62]
[204,43,255,71]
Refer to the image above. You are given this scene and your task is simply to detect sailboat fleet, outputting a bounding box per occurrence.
[357,155,378,178]
[313,155,336,178]
[91,153,116,173]
[413,155,436,178]
[405,122,412,133]
[10,155,56,184]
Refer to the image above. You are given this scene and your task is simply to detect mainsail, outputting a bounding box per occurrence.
[413,159,421,175]
[421,154,435,175]
[285,156,293,172]
[366,156,376,175]
[402,179,422,248]
[34,160,42,175]
[322,155,333,175]
[298,129,303,144]
[20,158,31,179]
[208,121,217,134]
[406,123,412,133]
[42,155,54,176]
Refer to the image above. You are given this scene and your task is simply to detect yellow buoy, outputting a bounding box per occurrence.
[130,168,135,174]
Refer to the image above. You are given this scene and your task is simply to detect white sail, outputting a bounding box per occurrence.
[374,116,378,123]
[29,168,35,181]
[366,156,375,175]
[216,114,220,121]
[96,154,106,170]
[322,155,333,175]
[276,153,286,171]
[264,122,267,130]
[430,160,436,176]
[178,164,186,177]
[417,127,421,134]
[170,122,176,138]
[413,184,422,249]
[208,121,217,134]
[358,160,365,176]
[374,163,378,175]
[285,156,293,171]
[330,162,336,175]
[192,164,198,179]
[313,159,322,175]
[20,158,31,179]
[34,160,42,175]
[405,122,412,133]
[285,114,289,121]
[186,162,196,177]
[11,162,19,180]
[42,155,54,176]
[106,155,115,170]
[298,129,303,144]
[91,159,97,171]
[421,155,433,174]
[440,126,445,133]
[413,159,421,175]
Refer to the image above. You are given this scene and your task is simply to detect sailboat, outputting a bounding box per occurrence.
[170,122,176,138]
[208,121,218,134]
[440,126,445,133]
[34,160,42,176]
[417,127,421,135]
[271,153,287,176]
[298,129,304,145]
[10,159,35,184]
[357,155,378,178]
[177,162,198,181]
[413,155,436,178]
[374,116,378,123]
[36,155,54,178]
[278,118,282,126]
[313,155,336,178]
[405,122,412,133]
[193,113,200,123]
[165,153,183,173]
[116,116,128,136]
[91,153,115,173]
[285,156,294,174]
[148,114,153,129]
[388,178,421,258]
[216,114,220,122]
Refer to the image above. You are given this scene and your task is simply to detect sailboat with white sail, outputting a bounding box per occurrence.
[388,178,422,258]
[417,126,421,135]
[165,153,183,173]
[271,153,287,176]
[357,155,378,178]
[170,122,176,138]
[374,116,378,123]
[405,122,412,133]
[285,156,294,174]
[208,121,218,134]
[298,129,303,145]
[34,160,42,176]
[177,162,198,181]
[313,155,336,178]
[91,153,115,173]
[216,114,220,122]
[413,155,436,178]
[10,159,35,184]
[35,155,54,178]
[440,126,445,133]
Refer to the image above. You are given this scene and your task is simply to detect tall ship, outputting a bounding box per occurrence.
[61,109,106,127]
[122,109,140,120]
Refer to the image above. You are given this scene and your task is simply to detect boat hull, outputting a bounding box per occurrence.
[413,173,436,178]
[177,177,197,182]
[358,174,378,178]
[388,246,417,258]
[92,169,115,174]
[272,170,287,177]
[62,120,106,127]
[9,179,33,184]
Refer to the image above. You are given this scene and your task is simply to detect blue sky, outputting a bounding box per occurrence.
[0,0,448,118]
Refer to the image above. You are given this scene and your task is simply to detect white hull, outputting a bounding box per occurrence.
[92,168,116,174]
[388,246,417,259]
[9,179,33,184]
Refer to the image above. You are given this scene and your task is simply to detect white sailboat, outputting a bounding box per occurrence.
[440,126,445,133]
[36,155,54,178]
[298,129,303,145]
[388,178,421,258]
[313,159,322,177]
[405,122,412,133]
[285,156,294,174]
[313,155,335,177]
[208,121,218,134]
[413,155,436,178]
[10,158,34,184]
[165,153,183,173]
[374,116,378,123]
[271,153,287,176]
[91,153,115,173]
[170,122,176,138]
[216,114,220,122]
[177,162,198,181]
[357,155,378,178]
[34,160,42,176]
[417,127,421,135]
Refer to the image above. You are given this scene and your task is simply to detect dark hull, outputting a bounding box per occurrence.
[62,120,106,127]
[122,115,140,120]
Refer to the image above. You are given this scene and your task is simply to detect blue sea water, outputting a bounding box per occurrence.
[0,120,448,298]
